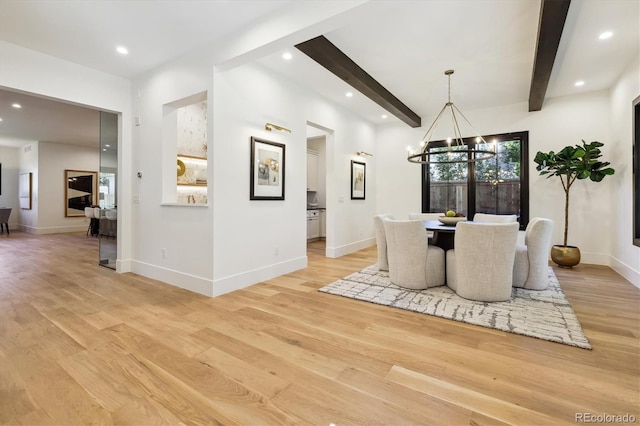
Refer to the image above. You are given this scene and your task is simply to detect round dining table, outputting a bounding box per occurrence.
[424,219,467,251]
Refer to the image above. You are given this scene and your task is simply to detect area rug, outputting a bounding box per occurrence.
[319,265,591,349]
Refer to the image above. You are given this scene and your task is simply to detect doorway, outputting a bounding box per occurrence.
[306,122,331,256]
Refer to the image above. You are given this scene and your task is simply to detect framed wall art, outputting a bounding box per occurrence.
[634,94,640,247]
[65,169,97,217]
[351,160,366,200]
[250,137,285,200]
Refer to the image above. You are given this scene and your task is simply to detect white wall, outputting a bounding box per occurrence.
[377,90,614,266]
[37,142,99,234]
[130,51,215,295]
[609,55,640,287]
[211,63,377,295]
[17,142,38,232]
[0,146,20,228]
[129,56,377,297]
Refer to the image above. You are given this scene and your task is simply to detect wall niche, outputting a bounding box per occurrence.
[162,92,208,205]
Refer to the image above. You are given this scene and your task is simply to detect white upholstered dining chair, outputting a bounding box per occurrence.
[513,218,553,290]
[373,214,394,271]
[408,212,443,244]
[84,207,95,236]
[473,213,518,223]
[446,222,519,302]
[383,219,445,289]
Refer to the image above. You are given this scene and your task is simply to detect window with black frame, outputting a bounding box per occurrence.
[421,131,529,229]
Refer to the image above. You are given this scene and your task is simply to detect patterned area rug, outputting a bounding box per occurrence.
[319,265,591,349]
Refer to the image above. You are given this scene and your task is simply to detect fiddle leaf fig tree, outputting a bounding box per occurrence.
[534,140,615,247]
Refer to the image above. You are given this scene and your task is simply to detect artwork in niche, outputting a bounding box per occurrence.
[177,100,207,158]
[19,172,32,210]
[250,136,285,200]
[351,160,366,200]
[177,157,207,186]
[65,169,97,217]
[177,187,207,204]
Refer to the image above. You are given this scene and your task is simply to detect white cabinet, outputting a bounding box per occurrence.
[307,150,318,191]
[319,210,326,238]
[307,210,320,240]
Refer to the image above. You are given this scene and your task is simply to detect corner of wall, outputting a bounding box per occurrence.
[326,237,375,259]
[610,255,640,289]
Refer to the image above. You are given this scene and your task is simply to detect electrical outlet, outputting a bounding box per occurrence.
[162,248,166,259]
[274,246,279,256]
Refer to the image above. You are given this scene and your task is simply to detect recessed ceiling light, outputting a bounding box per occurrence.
[575,80,585,87]
[599,31,613,40]
[102,148,107,151]
[282,52,292,60]
[345,92,353,98]
[105,144,110,147]
[0,118,3,122]
[381,114,388,119]
[116,46,129,55]
[11,103,21,109]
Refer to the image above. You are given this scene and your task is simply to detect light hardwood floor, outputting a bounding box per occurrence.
[1,232,638,425]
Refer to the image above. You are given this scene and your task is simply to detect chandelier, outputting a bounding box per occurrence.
[407,70,496,165]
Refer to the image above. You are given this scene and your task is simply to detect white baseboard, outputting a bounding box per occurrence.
[609,256,640,289]
[116,259,132,273]
[130,256,308,297]
[211,256,308,297]
[18,224,86,234]
[326,237,376,258]
[130,260,214,296]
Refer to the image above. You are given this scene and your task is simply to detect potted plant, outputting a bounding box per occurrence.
[534,140,615,267]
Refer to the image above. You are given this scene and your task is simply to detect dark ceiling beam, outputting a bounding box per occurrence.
[529,0,572,111]
[296,36,421,128]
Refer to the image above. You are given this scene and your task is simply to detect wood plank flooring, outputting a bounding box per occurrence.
[1,231,638,425]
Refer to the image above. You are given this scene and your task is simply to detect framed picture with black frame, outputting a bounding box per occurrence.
[350,160,366,200]
[633,94,640,247]
[250,136,285,200]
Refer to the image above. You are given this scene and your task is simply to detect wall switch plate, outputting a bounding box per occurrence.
[133,194,140,203]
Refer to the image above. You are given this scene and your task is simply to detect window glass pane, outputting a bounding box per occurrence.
[428,146,468,215]
[475,140,521,217]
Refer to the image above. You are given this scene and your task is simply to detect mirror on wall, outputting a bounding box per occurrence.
[99,111,118,268]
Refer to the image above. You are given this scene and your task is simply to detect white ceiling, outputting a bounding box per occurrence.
[0,0,638,148]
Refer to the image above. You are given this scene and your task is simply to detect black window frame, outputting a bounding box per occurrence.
[421,131,530,230]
